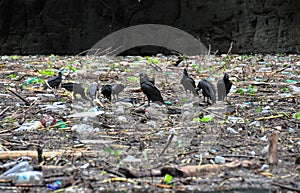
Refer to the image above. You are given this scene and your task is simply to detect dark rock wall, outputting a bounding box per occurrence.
[0,0,299,55]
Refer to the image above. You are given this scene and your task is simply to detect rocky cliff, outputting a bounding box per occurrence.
[0,0,299,55]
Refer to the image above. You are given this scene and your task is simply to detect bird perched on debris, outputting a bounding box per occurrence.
[139,73,164,106]
[111,84,125,100]
[43,72,62,89]
[101,84,112,101]
[87,82,99,100]
[61,82,88,100]
[217,73,232,101]
[180,68,198,95]
[196,79,216,104]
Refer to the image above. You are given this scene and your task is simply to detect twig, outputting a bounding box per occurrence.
[207,44,211,56]
[227,42,233,55]
[266,65,291,82]
[272,182,300,192]
[76,48,111,57]
[7,89,30,106]
[159,133,174,157]
[200,107,225,120]
[0,106,10,117]
[255,114,285,121]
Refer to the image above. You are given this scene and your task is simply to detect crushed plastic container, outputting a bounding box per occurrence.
[214,156,226,164]
[47,180,61,190]
[71,124,94,135]
[41,115,56,127]
[15,121,43,131]
[14,171,43,185]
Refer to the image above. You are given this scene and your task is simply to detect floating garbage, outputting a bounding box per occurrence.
[249,121,261,127]
[47,180,62,190]
[260,164,269,171]
[250,151,256,156]
[257,67,272,72]
[260,135,267,141]
[288,127,295,132]
[228,116,244,123]
[122,155,142,163]
[236,102,251,109]
[39,102,66,112]
[279,93,292,97]
[0,160,42,184]
[88,106,100,112]
[0,94,11,98]
[80,163,90,169]
[65,110,104,118]
[104,112,114,118]
[116,100,135,107]
[261,106,271,113]
[214,156,226,164]
[0,161,32,179]
[285,79,297,83]
[41,115,56,127]
[15,121,43,131]
[165,101,172,106]
[193,115,213,123]
[14,171,43,185]
[36,93,57,98]
[71,124,95,135]
[289,85,300,93]
[227,127,238,134]
[53,121,67,128]
[117,116,127,123]
[25,77,43,85]
[115,106,125,114]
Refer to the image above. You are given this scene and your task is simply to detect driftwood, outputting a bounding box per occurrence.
[117,160,261,178]
[272,182,300,192]
[268,131,278,165]
[161,160,261,177]
[0,150,104,159]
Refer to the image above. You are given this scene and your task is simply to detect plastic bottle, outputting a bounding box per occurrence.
[14,171,43,185]
[47,180,62,190]
[0,161,32,179]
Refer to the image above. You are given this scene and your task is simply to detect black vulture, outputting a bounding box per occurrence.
[87,82,99,100]
[111,84,125,99]
[139,73,164,106]
[196,79,216,104]
[217,73,232,101]
[61,82,88,99]
[101,84,112,101]
[180,68,198,95]
[43,72,62,89]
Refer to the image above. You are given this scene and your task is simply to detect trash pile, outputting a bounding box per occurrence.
[0,54,299,192]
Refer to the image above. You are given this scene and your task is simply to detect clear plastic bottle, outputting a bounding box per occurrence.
[14,171,43,185]
[0,161,32,179]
